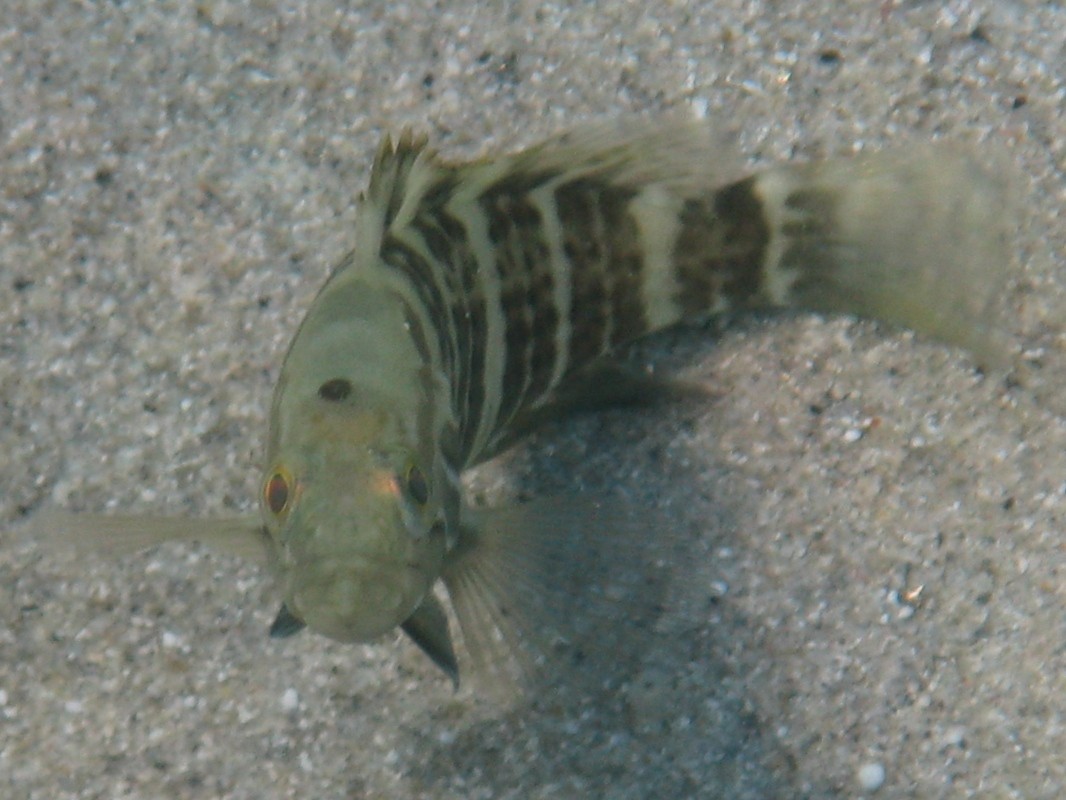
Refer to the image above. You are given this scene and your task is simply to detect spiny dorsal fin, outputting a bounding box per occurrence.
[365,129,446,231]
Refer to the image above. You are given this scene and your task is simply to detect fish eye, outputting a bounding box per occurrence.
[404,463,430,506]
[264,469,293,516]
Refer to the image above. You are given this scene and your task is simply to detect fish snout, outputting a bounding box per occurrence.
[286,554,427,642]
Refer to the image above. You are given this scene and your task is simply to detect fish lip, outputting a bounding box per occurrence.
[295,551,405,572]
[286,552,432,642]
[290,551,432,583]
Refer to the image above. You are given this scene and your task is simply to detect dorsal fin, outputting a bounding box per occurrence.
[502,116,742,195]
[365,129,443,230]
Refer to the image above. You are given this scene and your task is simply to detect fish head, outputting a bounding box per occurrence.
[260,399,451,644]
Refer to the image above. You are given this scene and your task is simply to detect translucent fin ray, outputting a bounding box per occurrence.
[758,145,1016,367]
[30,510,270,566]
[441,496,680,699]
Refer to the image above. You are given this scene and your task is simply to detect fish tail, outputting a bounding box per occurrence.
[742,146,1015,365]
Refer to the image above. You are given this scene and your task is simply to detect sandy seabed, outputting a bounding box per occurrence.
[2,2,1064,798]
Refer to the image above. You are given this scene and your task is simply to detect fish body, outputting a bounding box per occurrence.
[43,119,1013,689]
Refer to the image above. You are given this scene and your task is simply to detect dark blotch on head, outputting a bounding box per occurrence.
[318,377,353,401]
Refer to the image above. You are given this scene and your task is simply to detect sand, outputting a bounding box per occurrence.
[2,1,1064,798]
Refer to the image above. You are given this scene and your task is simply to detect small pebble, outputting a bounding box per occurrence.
[942,725,967,748]
[161,631,183,649]
[437,728,457,746]
[858,762,886,791]
[281,687,299,712]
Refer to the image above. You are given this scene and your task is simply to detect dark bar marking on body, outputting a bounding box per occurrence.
[410,208,491,461]
[381,235,458,383]
[672,176,771,316]
[555,179,611,368]
[779,188,844,305]
[480,190,555,430]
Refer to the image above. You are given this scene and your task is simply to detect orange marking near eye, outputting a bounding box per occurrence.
[370,471,401,498]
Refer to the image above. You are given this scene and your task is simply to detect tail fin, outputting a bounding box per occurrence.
[754,146,1015,366]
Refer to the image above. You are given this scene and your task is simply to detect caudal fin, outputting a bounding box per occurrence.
[754,145,1015,366]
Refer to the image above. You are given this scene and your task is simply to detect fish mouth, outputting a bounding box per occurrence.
[289,550,433,582]
[284,554,432,643]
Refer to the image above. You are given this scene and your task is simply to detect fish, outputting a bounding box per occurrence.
[36,118,1014,691]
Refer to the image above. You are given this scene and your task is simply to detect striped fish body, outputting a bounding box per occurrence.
[344,131,773,472]
[261,120,1011,684]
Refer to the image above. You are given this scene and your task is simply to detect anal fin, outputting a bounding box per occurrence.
[489,361,714,458]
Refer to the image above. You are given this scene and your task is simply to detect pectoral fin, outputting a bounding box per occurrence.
[440,496,686,702]
[30,510,271,565]
[401,592,459,688]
